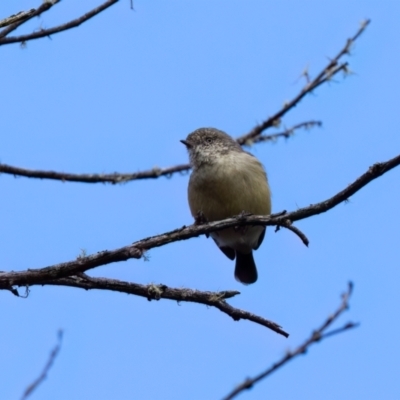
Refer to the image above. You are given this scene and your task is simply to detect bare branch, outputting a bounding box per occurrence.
[236,19,370,144]
[0,152,398,288]
[0,22,369,183]
[43,274,289,337]
[222,283,358,400]
[0,9,36,29]
[0,121,320,184]
[0,163,191,184]
[275,220,309,247]
[0,120,320,184]
[248,120,322,146]
[0,0,119,46]
[21,330,63,400]
[0,1,59,39]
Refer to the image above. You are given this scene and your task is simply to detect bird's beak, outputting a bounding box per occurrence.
[180,139,192,148]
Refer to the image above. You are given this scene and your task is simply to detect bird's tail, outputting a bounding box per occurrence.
[234,251,258,284]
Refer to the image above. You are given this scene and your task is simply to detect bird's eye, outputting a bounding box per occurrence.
[206,137,213,144]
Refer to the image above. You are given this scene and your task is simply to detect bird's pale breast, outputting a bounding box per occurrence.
[188,151,271,221]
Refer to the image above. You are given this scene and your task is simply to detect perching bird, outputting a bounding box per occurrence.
[181,127,271,284]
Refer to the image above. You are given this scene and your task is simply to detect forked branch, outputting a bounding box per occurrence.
[45,274,289,337]
[236,20,370,145]
[0,20,368,184]
[222,283,358,400]
[0,0,119,45]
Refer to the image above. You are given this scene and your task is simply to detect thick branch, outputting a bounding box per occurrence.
[43,274,288,337]
[0,152,398,288]
[0,0,119,46]
[222,283,358,400]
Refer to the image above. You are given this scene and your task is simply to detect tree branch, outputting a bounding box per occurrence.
[275,221,309,247]
[0,1,60,39]
[0,152,398,288]
[236,19,370,145]
[249,120,322,145]
[222,282,358,400]
[0,163,191,184]
[20,330,63,400]
[0,19,366,182]
[42,274,289,337]
[0,121,320,184]
[0,0,119,46]
[0,21,369,184]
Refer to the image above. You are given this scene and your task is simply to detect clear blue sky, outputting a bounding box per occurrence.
[2,1,400,399]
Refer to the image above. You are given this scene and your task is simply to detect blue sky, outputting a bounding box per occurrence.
[1,1,400,399]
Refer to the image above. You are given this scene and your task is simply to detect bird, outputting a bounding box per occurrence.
[181,127,271,284]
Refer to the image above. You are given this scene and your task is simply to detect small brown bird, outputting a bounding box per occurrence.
[181,127,271,284]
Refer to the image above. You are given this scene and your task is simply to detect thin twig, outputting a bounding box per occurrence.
[236,19,370,144]
[249,120,322,145]
[21,330,63,400]
[0,0,119,46]
[275,220,309,247]
[0,152,398,288]
[222,283,358,400]
[45,274,289,337]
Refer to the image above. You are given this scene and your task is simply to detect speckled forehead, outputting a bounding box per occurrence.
[186,131,203,143]
[187,129,215,141]
[187,128,231,143]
